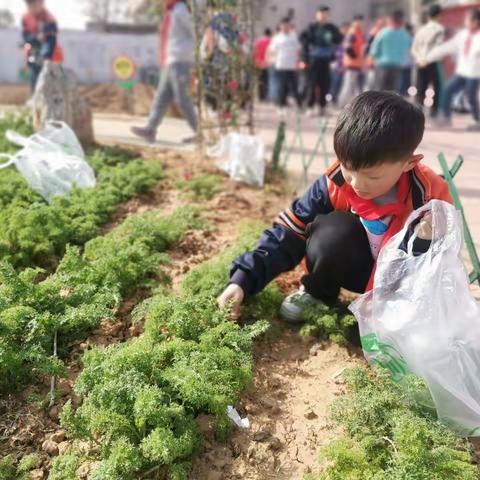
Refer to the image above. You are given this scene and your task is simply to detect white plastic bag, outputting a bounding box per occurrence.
[351,200,480,436]
[208,133,265,187]
[0,121,96,202]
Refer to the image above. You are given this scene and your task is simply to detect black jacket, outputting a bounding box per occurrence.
[301,22,343,63]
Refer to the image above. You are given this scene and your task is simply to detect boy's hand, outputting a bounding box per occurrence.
[416,212,433,240]
[217,284,245,321]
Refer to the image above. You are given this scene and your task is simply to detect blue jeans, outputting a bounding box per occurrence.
[148,62,198,133]
[442,75,480,121]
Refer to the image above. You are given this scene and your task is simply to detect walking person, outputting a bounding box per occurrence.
[131,0,198,143]
[254,28,272,102]
[364,17,387,90]
[268,18,302,117]
[301,5,343,116]
[338,15,366,108]
[22,0,63,93]
[426,9,480,130]
[329,22,351,105]
[411,4,445,117]
[370,10,412,92]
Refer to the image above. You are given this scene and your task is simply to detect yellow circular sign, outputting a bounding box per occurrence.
[113,55,136,81]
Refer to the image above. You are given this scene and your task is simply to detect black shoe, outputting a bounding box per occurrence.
[131,126,156,143]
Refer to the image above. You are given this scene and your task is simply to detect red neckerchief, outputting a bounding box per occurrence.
[341,172,410,220]
[340,172,411,290]
[160,2,179,67]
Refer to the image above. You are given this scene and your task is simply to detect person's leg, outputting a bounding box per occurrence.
[306,60,319,108]
[29,64,42,93]
[416,65,429,109]
[376,66,388,91]
[400,66,412,96]
[170,62,198,133]
[441,75,466,119]
[276,70,288,107]
[431,62,443,118]
[302,211,374,305]
[465,78,480,122]
[392,67,403,93]
[146,65,174,132]
[287,71,302,107]
[330,70,343,104]
[318,59,331,108]
[260,68,268,101]
[338,69,357,108]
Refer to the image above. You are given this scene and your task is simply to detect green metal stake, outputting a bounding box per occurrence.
[438,153,480,285]
[282,109,307,170]
[271,121,286,171]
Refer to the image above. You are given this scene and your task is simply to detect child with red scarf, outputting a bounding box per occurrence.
[22,0,63,92]
[218,91,452,322]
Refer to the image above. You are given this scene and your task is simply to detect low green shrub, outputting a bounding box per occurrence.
[0,208,201,394]
[310,367,479,480]
[175,173,223,200]
[52,224,282,479]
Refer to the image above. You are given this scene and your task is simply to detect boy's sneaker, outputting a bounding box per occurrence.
[131,126,156,143]
[466,121,480,132]
[280,287,326,324]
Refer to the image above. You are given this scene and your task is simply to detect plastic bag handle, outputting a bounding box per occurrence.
[0,154,15,170]
[5,130,29,148]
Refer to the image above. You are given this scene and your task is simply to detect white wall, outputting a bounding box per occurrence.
[0,27,158,84]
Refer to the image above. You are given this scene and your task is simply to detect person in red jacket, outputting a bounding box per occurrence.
[218,91,452,322]
[338,15,366,107]
[22,0,62,92]
[254,28,272,101]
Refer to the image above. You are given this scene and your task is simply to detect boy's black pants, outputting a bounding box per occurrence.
[416,62,442,117]
[302,211,374,305]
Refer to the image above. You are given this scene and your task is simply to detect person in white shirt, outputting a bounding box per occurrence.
[426,8,480,130]
[268,18,302,115]
[411,4,445,117]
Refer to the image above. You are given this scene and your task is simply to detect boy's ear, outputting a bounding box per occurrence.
[403,154,424,172]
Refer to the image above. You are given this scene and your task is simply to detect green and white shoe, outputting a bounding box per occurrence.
[280,287,326,324]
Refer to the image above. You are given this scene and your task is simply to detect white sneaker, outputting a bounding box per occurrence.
[276,107,287,119]
[307,108,317,118]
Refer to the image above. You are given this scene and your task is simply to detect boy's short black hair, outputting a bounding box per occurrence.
[318,5,330,12]
[334,91,425,170]
[353,14,364,21]
[264,27,272,36]
[428,4,442,19]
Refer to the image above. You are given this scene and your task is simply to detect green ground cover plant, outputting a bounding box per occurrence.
[49,224,282,480]
[0,208,201,394]
[0,116,164,269]
[309,366,479,480]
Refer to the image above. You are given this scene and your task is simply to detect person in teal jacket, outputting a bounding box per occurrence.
[370,9,412,92]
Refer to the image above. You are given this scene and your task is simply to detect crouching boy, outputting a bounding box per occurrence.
[218,91,452,321]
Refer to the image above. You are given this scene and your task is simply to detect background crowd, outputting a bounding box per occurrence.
[254,4,480,131]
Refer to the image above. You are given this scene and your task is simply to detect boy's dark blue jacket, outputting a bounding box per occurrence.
[230,162,452,296]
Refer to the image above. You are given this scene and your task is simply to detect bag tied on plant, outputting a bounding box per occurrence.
[0,120,96,202]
